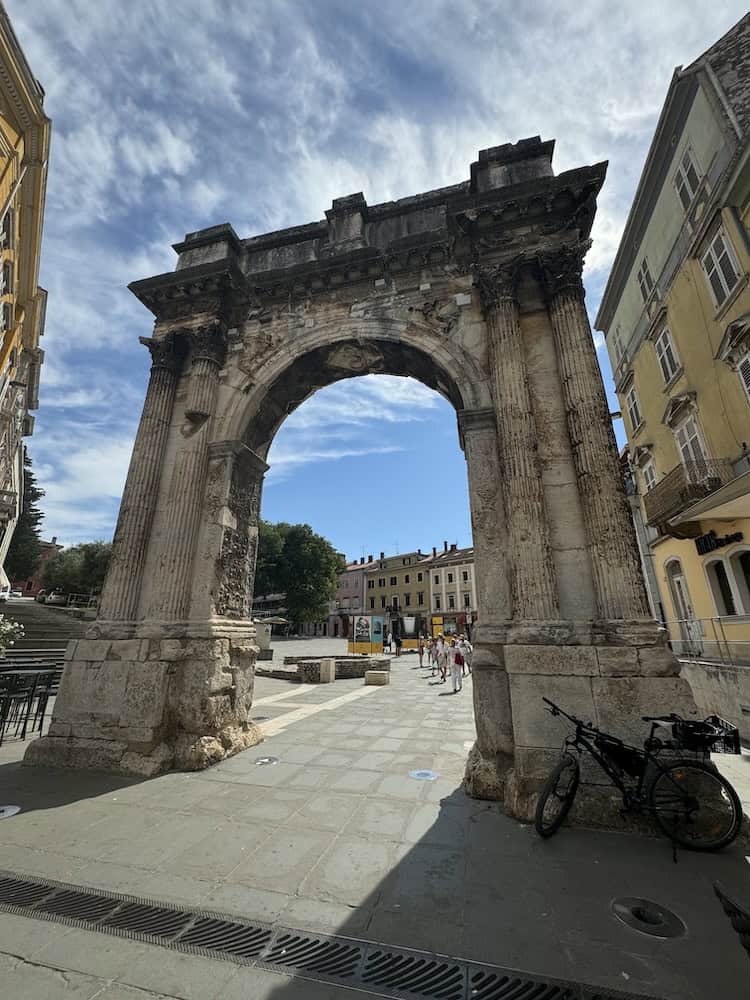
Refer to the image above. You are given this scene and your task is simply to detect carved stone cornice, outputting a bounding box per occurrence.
[128,259,247,322]
[139,333,183,375]
[472,262,518,313]
[539,240,590,300]
[185,322,228,368]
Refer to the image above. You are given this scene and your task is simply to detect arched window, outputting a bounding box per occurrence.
[727,547,750,614]
[705,558,738,616]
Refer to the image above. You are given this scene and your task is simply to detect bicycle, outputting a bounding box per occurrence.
[534,697,743,852]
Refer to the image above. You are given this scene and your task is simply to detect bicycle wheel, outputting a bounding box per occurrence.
[535,753,580,838]
[649,760,742,851]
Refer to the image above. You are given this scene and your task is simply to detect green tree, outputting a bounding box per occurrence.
[5,450,45,581]
[42,541,112,595]
[253,520,287,596]
[277,523,344,625]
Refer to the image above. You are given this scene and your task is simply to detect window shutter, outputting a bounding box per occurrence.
[739,355,750,402]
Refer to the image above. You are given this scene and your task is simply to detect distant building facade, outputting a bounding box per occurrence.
[596,14,750,661]
[13,534,61,596]
[424,543,477,636]
[0,6,50,589]
[363,548,430,619]
[329,556,368,637]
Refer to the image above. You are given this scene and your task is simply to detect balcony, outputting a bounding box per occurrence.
[0,489,17,522]
[643,459,735,530]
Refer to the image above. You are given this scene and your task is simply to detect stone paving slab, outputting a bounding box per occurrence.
[0,660,749,999]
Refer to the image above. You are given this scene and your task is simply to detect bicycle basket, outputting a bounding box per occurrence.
[672,717,741,754]
[594,735,645,777]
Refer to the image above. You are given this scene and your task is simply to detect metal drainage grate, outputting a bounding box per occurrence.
[0,870,666,1000]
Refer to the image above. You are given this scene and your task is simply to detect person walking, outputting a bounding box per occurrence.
[418,636,425,669]
[386,630,393,654]
[436,635,448,684]
[428,637,438,675]
[457,634,473,676]
[449,638,463,692]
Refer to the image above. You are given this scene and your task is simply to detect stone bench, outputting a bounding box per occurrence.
[365,670,389,686]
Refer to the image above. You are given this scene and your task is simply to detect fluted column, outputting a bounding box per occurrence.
[542,243,649,620]
[97,334,182,625]
[476,265,559,621]
[148,322,228,623]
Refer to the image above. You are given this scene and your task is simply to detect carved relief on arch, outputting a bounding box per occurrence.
[204,442,268,620]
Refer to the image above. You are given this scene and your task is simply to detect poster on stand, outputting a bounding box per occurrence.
[371,616,385,648]
[354,615,371,643]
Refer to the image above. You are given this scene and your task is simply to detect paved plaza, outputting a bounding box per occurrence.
[0,653,749,999]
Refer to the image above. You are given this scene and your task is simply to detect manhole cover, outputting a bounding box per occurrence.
[0,806,20,819]
[611,897,686,938]
[254,756,279,766]
[409,769,439,781]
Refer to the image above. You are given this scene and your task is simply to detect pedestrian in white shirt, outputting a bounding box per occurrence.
[457,635,473,677]
[436,635,448,683]
[448,639,463,692]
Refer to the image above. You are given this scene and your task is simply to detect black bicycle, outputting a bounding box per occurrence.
[535,697,743,851]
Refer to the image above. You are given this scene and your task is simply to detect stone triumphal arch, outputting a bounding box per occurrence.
[26,137,698,818]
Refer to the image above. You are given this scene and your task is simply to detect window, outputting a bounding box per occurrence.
[367,579,374,589]
[675,415,705,467]
[738,353,750,403]
[417,592,424,606]
[611,326,626,364]
[434,574,439,585]
[447,572,453,583]
[342,598,350,609]
[674,147,701,211]
[642,460,657,493]
[702,228,741,309]
[392,595,399,609]
[654,328,680,383]
[404,574,410,584]
[390,576,397,586]
[434,595,441,610]
[369,597,375,609]
[448,594,455,610]
[0,261,10,295]
[405,593,411,607]
[378,578,385,587]
[417,572,423,582]
[352,597,360,608]
[707,560,737,616]
[462,570,468,582]
[380,596,386,609]
[730,550,750,613]
[402,557,411,565]
[625,384,642,431]
[637,259,654,303]
[463,592,471,608]
[1,210,13,249]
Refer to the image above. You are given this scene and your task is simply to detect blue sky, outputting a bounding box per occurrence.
[9,1,747,558]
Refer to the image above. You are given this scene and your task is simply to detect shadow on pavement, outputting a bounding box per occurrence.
[0,759,144,813]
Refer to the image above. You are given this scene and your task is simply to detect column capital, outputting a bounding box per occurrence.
[472,262,518,312]
[185,320,228,368]
[538,240,590,299]
[139,333,183,375]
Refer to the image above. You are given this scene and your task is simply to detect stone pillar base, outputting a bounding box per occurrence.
[23,634,263,778]
[464,634,702,827]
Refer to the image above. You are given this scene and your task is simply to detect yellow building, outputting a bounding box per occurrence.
[0,5,50,588]
[596,15,750,664]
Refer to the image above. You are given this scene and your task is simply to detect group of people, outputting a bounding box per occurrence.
[417,633,473,693]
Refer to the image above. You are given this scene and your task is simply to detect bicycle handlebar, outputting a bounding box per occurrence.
[542,697,597,732]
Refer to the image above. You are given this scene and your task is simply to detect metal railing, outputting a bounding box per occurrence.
[643,459,734,526]
[664,616,750,667]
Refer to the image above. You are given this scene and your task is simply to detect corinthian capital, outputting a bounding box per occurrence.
[472,262,518,313]
[139,333,182,375]
[186,321,228,367]
[539,240,590,300]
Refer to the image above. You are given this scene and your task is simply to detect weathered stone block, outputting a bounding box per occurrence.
[319,658,336,683]
[120,660,170,728]
[638,646,681,677]
[504,644,598,676]
[592,675,700,745]
[64,640,78,661]
[509,673,595,749]
[365,670,389,685]
[107,639,148,661]
[23,736,127,771]
[121,743,173,778]
[595,646,639,676]
[74,639,112,661]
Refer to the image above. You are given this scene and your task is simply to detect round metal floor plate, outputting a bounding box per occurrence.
[0,806,21,819]
[409,769,439,781]
[611,897,686,938]
[254,756,279,766]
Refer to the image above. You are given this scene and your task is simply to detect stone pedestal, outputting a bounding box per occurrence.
[24,633,263,777]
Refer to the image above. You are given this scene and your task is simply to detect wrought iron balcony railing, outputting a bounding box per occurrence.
[642,459,735,527]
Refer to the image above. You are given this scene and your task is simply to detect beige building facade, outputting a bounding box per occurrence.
[597,15,750,670]
[0,5,49,588]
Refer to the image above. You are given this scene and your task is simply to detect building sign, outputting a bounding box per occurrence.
[695,530,743,555]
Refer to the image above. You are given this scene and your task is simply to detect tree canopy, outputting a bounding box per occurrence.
[5,450,44,582]
[42,541,112,595]
[254,520,343,625]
